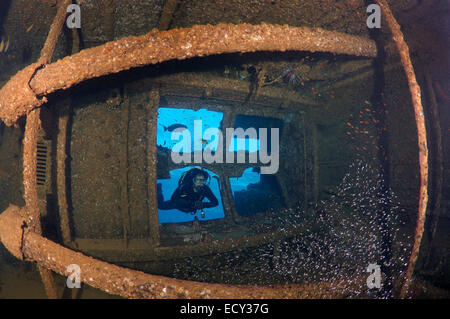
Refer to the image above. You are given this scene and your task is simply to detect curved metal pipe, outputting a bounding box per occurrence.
[0,20,379,299]
[0,23,377,126]
[375,0,429,298]
[0,205,367,299]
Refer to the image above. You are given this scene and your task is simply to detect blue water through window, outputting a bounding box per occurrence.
[157,108,224,152]
[229,137,260,152]
[156,108,284,222]
[229,167,285,216]
[157,108,225,223]
[229,168,261,193]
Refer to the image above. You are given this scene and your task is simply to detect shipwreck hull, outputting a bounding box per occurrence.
[0,0,434,296]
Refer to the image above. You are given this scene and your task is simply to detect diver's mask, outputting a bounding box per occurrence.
[193,175,206,190]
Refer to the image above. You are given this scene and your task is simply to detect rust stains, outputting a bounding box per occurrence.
[0,204,369,299]
[0,23,377,126]
[375,0,429,298]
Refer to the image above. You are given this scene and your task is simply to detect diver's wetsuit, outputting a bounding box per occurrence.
[158,183,219,213]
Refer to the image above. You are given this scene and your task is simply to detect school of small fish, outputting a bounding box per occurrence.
[171,160,411,298]
[345,99,391,165]
[0,24,38,54]
[0,36,9,53]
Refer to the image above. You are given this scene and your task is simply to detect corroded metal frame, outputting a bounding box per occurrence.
[0,23,377,126]
[375,0,429,298]
[0,204,371,298]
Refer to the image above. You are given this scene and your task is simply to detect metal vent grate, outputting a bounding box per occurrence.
[36,141,47,186]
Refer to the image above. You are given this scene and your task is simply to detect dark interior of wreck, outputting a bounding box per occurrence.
[0,0,449,299]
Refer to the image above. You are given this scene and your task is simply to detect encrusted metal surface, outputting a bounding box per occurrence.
[0,23,377,126]
[0,1,432,299]
[0,205,370,298]
[376,0,429,298]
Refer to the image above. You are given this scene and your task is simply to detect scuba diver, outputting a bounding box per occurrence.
[157,167,219,216]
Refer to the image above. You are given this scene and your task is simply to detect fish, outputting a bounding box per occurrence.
[26,24,34,33]
[0,36,5,52]
[199,138,208,145]
[4,38,9,52]
[434,81,450,102]
[163,123,188,132]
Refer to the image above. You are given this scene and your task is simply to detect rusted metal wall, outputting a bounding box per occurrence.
[0,0,433,298]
